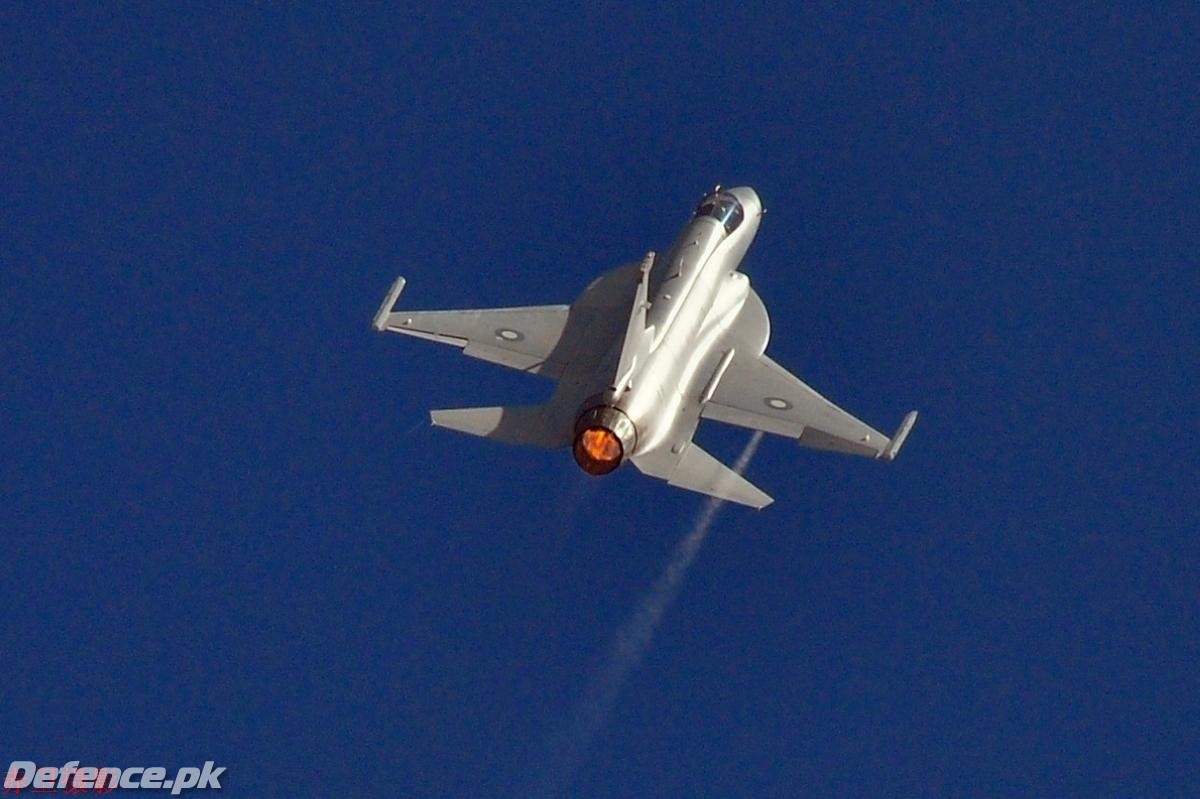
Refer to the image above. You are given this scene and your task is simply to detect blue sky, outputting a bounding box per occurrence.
[4,4,1198,796]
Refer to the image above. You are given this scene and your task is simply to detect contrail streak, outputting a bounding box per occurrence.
[537,432,765,797]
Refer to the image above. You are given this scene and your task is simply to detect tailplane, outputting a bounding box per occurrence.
[430,405,570,448]
[633,442,773,509]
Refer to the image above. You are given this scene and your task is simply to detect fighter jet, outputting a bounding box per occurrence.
[372,186,917,508]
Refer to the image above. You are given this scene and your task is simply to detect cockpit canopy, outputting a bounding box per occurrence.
[693,192,745,234]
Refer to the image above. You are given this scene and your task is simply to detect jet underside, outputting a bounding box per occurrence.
[372,186,917,508]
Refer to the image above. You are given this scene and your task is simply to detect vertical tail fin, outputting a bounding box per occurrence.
[610,251,657,395]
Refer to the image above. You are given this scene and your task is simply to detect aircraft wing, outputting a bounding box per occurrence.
[372,277,572,377]
[701,352,917,460]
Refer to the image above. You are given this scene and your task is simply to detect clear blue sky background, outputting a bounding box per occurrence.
[4,5,1198,797]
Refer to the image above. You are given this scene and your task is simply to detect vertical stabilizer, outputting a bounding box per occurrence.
[610,251,657,395]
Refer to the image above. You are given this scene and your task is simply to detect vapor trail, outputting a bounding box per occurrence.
[537,432,765,797]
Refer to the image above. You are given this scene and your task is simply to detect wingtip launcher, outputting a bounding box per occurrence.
[881,410,919,461]
[372,276,407,332]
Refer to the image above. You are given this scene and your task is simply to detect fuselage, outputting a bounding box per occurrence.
[608,187,763,457]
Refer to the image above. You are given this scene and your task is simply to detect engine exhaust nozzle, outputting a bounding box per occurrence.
[572,405,638,476]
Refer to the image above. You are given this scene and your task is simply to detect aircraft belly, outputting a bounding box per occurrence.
[372,184,917,505]
[621,271,750,457]
[646,222,724,340]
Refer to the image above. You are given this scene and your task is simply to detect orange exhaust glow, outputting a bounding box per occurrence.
[581,428,621,461]
[573,427,623,475]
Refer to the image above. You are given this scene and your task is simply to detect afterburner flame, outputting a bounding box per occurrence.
[581,428,620,461]
[573,427,623,475]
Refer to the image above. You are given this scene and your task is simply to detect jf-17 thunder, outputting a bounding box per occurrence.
[373,186,917,508]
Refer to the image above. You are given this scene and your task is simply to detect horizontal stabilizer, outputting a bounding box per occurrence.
[635,443,773,509]
[430,405,569,448]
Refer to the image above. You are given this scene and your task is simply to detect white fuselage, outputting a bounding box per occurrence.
[612,187,763,456]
